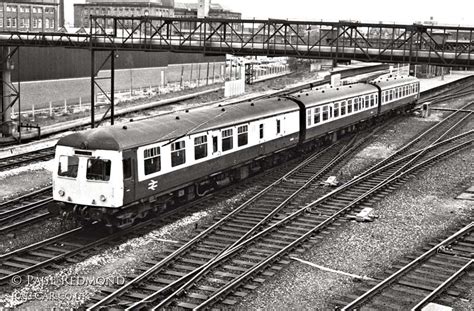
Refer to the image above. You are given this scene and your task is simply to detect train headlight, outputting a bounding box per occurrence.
[58,190,65,197]
[100,195,107,202]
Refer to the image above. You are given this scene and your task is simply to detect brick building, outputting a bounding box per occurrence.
[0,0,59,32]
[174,1,241,30]
[74,0,175,28]
[174,2,241,20]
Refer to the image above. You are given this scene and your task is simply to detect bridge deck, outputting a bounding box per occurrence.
[0,17,473,67]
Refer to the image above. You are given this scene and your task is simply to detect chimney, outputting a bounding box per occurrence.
[59,0,65,27]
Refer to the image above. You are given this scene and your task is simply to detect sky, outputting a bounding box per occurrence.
[64,0,474,27]
[213,0,473,26]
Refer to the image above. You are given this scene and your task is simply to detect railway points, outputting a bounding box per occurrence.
[0,52,473,310]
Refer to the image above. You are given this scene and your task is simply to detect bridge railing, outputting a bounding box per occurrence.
[0,16,472,67]
[87,16,474,67]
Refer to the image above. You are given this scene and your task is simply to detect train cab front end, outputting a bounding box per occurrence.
[53,145,124,221]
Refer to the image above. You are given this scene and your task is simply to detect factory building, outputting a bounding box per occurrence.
[0,0,59,32]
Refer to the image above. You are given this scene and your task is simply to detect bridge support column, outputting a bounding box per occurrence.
[1,47,15,137]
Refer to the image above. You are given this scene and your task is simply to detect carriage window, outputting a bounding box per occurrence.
[322,106,329,121]
[340,102,346,116]
[144,147,160,175]
[86,158,111,181]
[334,103,339,118]
[365,95,370,106]
[212,136,218,153]
[58,155,79,178]
[370,94,375,107]
[353,98,359,111]
[171,141,186,167]
[194,135,208,160]
[347,100,352,113]
[259,124,264,139]
[276,119,281,134]
[222,129,233,151]
[360,97,365,109]
[238,125,248,146]
[389,90,393,101]
[307,109,313,126]
[123,159,132,179]
[314,107,321,124]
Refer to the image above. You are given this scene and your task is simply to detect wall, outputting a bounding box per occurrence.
[11,47,224,82]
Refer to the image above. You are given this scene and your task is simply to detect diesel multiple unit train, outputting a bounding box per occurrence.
[53,75,420,228]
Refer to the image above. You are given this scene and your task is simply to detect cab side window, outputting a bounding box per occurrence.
[123,158,132,179]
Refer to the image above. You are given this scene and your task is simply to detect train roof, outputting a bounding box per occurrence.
[292,76,419,108]
[371,75,419,89]
[292,82,377,108]
[57,97,299,151]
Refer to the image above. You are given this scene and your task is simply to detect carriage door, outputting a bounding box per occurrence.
[122,150,136,204]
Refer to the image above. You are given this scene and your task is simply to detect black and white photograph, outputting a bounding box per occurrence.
[0,0,472,309]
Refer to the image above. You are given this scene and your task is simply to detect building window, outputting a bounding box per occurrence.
[12,18,17,28]
[237,125,248,147]
[33,7,37,14]
[45,18,49,29]
[194,135,208,160]
[144,146,161,175]
[6,18,11,28]
[25,18,30,28]
[20,18,24,28]
[171,141,186,167]
[222,129,233,151]
[50,19,54,29]
[313,107,320,124]
[38,18,42,29]
[259,124,264,139]
[276,119,281,134]
[0,19,3,28]
[37,7,43,14]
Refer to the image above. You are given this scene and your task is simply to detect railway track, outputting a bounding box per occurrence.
[0,126,376,288]
[0,186,53,234]
[83,118,472,310]
[338,222,473,310]
[0,147,55,172]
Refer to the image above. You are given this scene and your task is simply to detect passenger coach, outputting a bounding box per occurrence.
[53,75,420,228]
